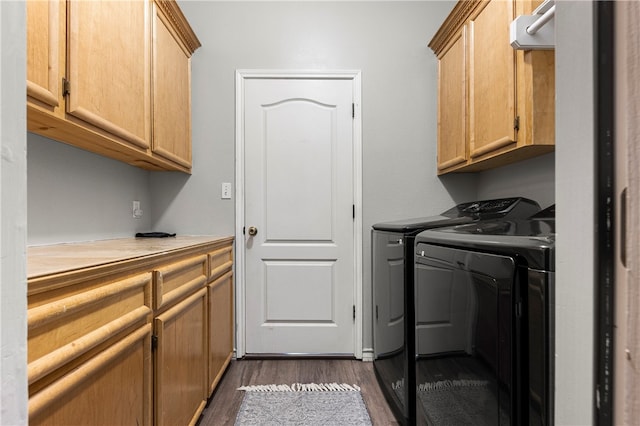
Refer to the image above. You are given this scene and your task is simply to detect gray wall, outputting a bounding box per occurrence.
[477,152,555,209]
[1,0,28,423]
[28,133,153,245]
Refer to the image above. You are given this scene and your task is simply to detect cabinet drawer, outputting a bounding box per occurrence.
[208,245,233,281]
[28,272,152,385]
[154,255,207,310]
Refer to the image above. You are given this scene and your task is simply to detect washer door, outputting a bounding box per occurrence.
[414,243,517,425]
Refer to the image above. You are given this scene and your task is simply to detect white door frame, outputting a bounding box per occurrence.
[234,69,363,359]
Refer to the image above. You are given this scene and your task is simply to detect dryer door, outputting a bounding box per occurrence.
[415,243,517,426]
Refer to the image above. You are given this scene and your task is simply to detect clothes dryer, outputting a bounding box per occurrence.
[372,197,540,425]
[413,205,555,425]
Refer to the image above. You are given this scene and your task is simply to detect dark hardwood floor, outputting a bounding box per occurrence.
[197,359,400,426]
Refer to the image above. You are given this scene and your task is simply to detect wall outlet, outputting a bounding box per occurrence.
[221,183,232,199]
[133,200,143,218]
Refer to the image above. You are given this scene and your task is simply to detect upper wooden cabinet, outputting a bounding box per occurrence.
[429,0,555,174]
[26,0,200,173]
[152,2,197,169]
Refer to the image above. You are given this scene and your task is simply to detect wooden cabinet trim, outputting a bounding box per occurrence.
[29,323,152,421]
[28,305,150,385]
[209,270,233,290]
[153,0,201,55]
[154,254,207,310]
[210,261,233,282]
[428,0,481,54]
[470,135,516,158]
[28,272,151,328]
[154,287,207,324]
[26,0,61,108]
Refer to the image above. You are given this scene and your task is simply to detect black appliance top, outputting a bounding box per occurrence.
[372,197,540,233]
[416,205,556,270]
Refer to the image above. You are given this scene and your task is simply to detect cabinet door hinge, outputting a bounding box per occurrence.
[352,204,355,219]
[62,78,70,97]
[352,103,355,119]
[353,305,356,320]
[375,305,379,321]
[151,335,158,351]
[514,115,520,131]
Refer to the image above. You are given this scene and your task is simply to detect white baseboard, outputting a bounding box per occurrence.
[361,348,374,362]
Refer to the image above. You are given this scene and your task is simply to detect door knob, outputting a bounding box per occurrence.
[248,226,258,236]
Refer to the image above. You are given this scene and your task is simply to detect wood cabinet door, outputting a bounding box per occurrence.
[208,272,233,395]
[155,288,207,426]
[437,26,468,172]
[152,4,193,169]
[67,0,150,149]
[27,0,64,112]
[468,0,517,159]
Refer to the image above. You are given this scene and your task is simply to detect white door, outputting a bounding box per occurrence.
[242,75,356,355]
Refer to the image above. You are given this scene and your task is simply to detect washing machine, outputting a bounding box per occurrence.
[413,205,555,425]
[372,197,541,425]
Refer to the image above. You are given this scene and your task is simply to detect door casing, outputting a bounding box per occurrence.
[234,69,363,359]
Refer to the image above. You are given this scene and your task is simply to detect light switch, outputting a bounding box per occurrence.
[221,183,232,199]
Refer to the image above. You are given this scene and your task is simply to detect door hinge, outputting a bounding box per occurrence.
[375,305,379,321]
[151,335,158,351]
[353,305,356,320]
[62,78,70,97]
[352,204,355,219]
[514,115,520,131]
[352,103,355,119]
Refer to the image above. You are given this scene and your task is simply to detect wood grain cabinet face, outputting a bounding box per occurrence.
[153,255,208,311]
[26,0,200,173]
[430,0,555,174]
[152,4,193,169]
[67,0,151,150]
[436,27,468,171]
[26,0,64,112]
[27,237,234,426]
[154,288,208,426]
[207,246,234,395]
[27,272,153,426]
[468,0,517,159]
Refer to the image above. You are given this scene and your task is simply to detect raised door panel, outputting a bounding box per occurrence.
[26,0,64,111]
[468,0,517,159]
[29,325,152,426]
[208,272,233,395]
[155,288,208,426]
[437,27,467,172]
[152,5,192,169]
[67,0,150,149]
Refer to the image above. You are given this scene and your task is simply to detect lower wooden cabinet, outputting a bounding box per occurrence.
[208,271,234,394]
[207,245,234,394]
[27,236,234,426]
[29,325,153,426]
[155,288,208,426]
